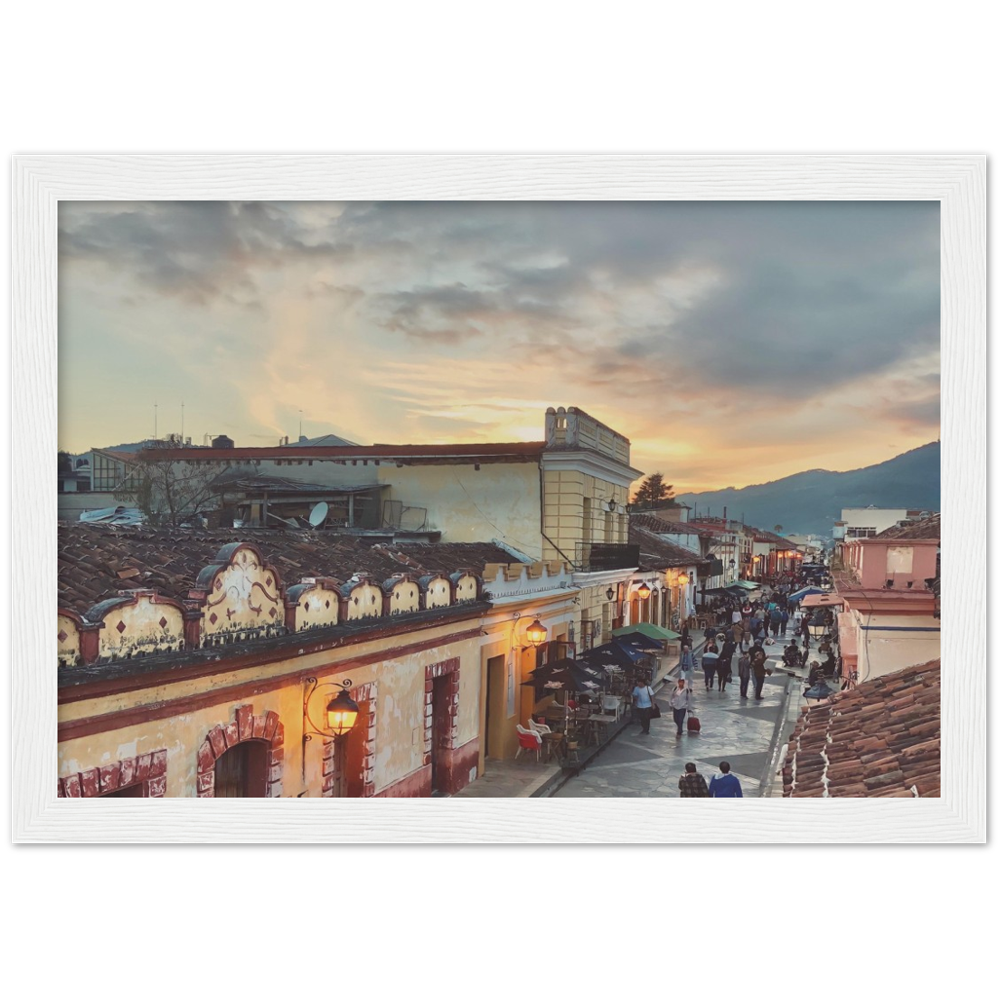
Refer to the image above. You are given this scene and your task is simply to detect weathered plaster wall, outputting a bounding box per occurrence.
[57,615,81,667]
[201,545,285,642]
[425,576,451,609]
[294,583,340,631]
[345,582,382,620]
[389,578,420,615]
[97,596,185,661]
[541,469,627,563]
[58,621,483,797]
[378,462,543,557]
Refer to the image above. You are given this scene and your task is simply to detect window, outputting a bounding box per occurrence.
[847,527,877,538]
[582,498,592,544]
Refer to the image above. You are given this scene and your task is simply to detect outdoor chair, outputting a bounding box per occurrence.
[528,718,553,736]
[601,694,623,721]
[515,725,543,762]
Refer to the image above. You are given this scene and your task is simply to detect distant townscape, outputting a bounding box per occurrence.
[56,405,940,800]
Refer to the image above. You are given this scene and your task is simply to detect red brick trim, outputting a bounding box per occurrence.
[58,749,168,798]
[321,681,377,798]
[196,704,284,798]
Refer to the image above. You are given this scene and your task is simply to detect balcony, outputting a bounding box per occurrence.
[575,542,640,572]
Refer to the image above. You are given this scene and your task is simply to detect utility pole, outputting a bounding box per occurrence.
[181,402,184,442]
[299,409,303,440]
[154,401,158,440]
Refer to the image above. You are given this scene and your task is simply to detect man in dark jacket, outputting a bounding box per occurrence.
[718,638,736,692]
[751,646,771,700]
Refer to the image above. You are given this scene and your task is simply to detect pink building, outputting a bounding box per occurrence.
[841,514,939,591]
[836,514,940,685]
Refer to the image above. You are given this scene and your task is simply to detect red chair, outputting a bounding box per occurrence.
[515,726,542,761]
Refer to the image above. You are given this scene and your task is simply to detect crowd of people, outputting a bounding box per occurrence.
[628,579,841,797]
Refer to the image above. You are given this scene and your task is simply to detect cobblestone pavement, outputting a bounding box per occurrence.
[554,625,801,798]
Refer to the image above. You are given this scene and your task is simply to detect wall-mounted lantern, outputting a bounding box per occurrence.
[525,618,548,647]
[635,581,651,600]
[677,572,690,586]
[606,587,616,602]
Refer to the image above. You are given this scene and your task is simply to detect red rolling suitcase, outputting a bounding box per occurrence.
[687,715,701,734]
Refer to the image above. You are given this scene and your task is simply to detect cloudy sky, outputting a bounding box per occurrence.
[58,200,939,492]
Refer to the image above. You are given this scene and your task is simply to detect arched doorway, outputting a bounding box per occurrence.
[213,740,270,798]
[197,705,283,798]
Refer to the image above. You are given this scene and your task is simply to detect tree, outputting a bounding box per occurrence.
[773,524,783,533]
[115,452,232,526]
[58,451,73,477]
[631,472,676,507]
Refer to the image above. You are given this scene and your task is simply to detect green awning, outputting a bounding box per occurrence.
[734,580,760,590]
[613,622,681,642]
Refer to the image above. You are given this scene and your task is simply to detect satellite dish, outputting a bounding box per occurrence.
[308,501,329,527]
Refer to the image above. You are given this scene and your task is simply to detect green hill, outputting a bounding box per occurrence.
[674,441,940,536]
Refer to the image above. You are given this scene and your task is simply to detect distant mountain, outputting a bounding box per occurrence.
[674,441,940,537]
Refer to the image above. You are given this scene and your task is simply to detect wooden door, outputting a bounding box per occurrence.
[214,741,268,797]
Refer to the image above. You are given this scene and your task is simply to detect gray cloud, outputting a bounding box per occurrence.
[59,199,940,444]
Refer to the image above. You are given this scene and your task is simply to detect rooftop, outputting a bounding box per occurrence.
[628,523,710,570]
[782,658,940,798]
[58,523,522,616]
[875,512,941,540]
[628,513,715,537]
[139,441,548,465]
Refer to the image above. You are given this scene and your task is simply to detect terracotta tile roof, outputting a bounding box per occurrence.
[629,523,709,570]
[629,513,714,537]
[782,659,940,798]
[876,513,941,540]
[57,524,520,616]
[142,441,547,464]
[747,526,794,546]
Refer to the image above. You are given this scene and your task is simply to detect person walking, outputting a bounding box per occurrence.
[631,677,656,735]
[709,761,743,797]
[718,637,736,692]
[679,641,697,685]
[701,640,719,690]
[769,604,782,639]
[780,607,790,636]
[668,678,693,737]
[749,614,762,644]
[678,762,710,797]
[737,649,752,699]
[733,619,745,652]
[751,644,771,700]
[731,607,742,629]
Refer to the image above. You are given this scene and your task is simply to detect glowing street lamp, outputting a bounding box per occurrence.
[525,618,548,647]
[636,581,651,600]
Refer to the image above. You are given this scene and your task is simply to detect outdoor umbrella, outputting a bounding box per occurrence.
[581,639,643,670]
[614,633,664,654]
[612,622,680,643]
[789,586,827,602]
